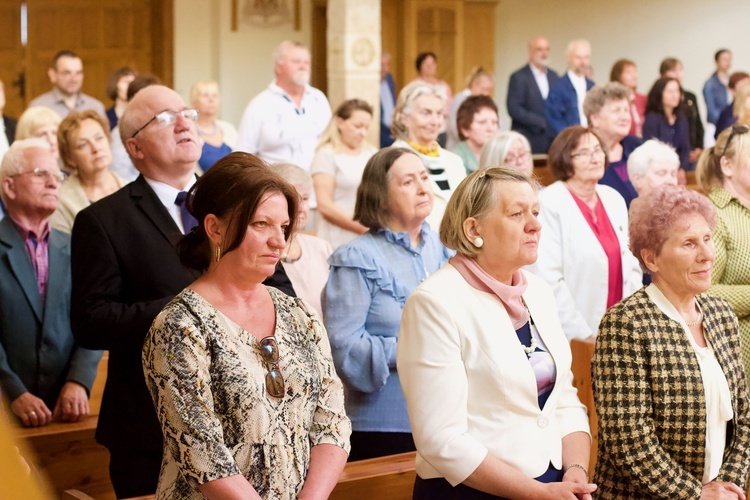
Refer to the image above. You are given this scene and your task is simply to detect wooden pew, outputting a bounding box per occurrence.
[16,415,113,499]
[60,451,416,500]
[8,352,111,498]
[330,451,416,500]
[570,337,597,475]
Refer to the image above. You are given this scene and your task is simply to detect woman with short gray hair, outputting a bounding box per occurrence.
[626,139,679,197]
[391,81,466,227]
[479,130,534,177]
[584,82,643,208]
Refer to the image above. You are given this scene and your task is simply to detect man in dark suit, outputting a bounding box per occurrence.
[507,36,560,153]
[0,139,101,428]
[545,39,595,141]
[70,85,294,497]
[380,52,397,148]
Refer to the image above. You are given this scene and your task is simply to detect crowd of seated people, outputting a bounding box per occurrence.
[1,38,750,500]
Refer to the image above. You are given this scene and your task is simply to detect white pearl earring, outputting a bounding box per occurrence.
[473,237,484,248]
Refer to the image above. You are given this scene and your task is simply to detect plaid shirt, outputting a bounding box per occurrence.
[9,217,50,302]
[592,289,750,499]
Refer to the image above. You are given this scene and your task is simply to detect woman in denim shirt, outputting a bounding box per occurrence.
[324,147,453,461]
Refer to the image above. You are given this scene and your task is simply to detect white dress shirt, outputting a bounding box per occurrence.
[530,64,550,100]
[144,175,197,234]
[567,70,588,127]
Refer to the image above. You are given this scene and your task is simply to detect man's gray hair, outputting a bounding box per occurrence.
[0,138,51,203]
[272,40,307,66]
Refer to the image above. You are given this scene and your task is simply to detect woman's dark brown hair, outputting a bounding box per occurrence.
[548,125,609,181]
[177,152,299,271]
[456,95,498,141]
[353,147,419,230]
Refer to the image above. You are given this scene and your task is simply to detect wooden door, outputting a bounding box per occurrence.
[0,0,173,120]
[382,0,497,98]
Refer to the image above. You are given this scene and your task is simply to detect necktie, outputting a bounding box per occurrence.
[175,191,199,233]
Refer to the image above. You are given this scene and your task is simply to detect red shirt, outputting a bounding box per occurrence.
[568,191,623,308]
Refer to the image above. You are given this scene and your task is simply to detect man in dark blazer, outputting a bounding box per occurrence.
[380,52,397,148]
[0,139,101,428]
[545,39,595,142]
[507,36,560,153]
[70,85,294,498]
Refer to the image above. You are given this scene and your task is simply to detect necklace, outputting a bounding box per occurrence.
[522,336,538,356]
[684,309,703,327]
[196,121,218,136]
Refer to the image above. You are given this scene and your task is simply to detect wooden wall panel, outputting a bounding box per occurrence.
[0,0,172,118]
[382,0,496,98]
[463,1,496,86]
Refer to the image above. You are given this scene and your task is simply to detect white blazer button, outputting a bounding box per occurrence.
[537,416,549,428]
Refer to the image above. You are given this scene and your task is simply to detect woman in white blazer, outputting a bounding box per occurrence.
[398,167,595,499]
[527,126,642,341]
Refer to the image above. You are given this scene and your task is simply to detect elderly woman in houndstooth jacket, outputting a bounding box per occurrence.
[592,184,750,499]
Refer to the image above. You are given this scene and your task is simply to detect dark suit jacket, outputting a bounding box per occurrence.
[507,64,560,153]
[545,73,594,141]
[71,175,294,452]
[0,218,100,410]
[380,73,397,148]
[3,115,16,144]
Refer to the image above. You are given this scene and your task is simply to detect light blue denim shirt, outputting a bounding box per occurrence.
[323,222,453,433]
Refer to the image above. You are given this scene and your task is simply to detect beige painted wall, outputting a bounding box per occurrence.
[175,0,750,131]
[494,0,750,129]
[174,0,314,127]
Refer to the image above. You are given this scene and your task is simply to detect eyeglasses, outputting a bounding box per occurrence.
[571,147,605,162]
[10,168,69,183]
[721,123,750,156]
[131,108,199,138]
[505,151,530,165]
[259,336,285,398]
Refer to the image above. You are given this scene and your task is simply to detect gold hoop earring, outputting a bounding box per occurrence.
[215,244,221,263]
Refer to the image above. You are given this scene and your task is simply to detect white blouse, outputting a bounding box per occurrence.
[645,283,734,483]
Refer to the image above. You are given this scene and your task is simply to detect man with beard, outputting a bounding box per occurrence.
[236,41,331,174]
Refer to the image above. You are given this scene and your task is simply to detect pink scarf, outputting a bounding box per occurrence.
[451,254,530,329]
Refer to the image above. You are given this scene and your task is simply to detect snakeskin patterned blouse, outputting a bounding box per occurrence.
[143,287,351,499]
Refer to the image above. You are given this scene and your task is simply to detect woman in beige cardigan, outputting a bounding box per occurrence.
[50,110,126,233]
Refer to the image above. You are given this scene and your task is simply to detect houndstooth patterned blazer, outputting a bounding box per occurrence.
[592,288,750,499]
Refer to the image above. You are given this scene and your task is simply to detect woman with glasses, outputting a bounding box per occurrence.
[142,153,350,499]
[643,77,691,173]
[398,167,596,498]
[528,126,642,341]
[50,110,127,233]
[698,124,750,379]
[479,131,534,177]
[584,82,643,208]
[323,147,452,461]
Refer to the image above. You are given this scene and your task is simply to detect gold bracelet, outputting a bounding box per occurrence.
[564,463,589,480]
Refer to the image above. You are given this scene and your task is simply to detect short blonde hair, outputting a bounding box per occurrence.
[16,106,61,141]
[57,110,112,171]
[317,98,374,153]
[697,124,750,191]
[189,80,219,104]
[391,81,446,141]
[440,167,537,258]
[271,162,311,187]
